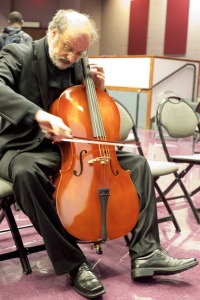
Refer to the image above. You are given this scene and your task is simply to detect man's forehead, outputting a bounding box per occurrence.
[62,30,91,45]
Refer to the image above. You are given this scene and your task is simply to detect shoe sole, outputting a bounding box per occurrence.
[73,286,106,299]
[131,260,198,279]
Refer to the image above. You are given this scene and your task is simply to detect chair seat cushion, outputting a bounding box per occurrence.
[171,154,200,162]
[0,178,13,197]
[148,161,178,177]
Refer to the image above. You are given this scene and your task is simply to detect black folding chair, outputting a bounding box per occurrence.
[0,177,46,274]
[115,99,181,232]
[156,96,200,224]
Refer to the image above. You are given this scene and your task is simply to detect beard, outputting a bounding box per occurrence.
[48,40,74,70]
[50,55,73,70]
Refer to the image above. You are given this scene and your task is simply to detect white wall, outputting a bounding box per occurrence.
[186,0,200,60]
[147,0,168,55]
[100,0,200,61]
[100,0,131,55]
[1,0,200,60]
[146,0,200,60]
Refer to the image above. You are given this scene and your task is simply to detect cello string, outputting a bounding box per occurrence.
[87,74,108,157]
[83,56,108,158]
[82,56,110,187]
[83,57,104,138]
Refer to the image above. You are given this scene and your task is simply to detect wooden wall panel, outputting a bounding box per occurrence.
[128,0,149,55]
[164,0,190,54]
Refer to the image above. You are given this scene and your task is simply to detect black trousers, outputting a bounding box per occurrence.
[0,141,160,275]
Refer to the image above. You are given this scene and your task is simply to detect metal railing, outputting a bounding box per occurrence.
[135,63,197,128]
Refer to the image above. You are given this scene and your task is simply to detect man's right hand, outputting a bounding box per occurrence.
[35,110,73,142]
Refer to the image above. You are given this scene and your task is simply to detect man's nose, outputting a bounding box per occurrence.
[67,53,78,62]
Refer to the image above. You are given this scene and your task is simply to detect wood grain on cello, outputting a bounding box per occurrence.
[49,56,140,242]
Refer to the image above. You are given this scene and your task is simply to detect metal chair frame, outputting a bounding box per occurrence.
[156,96,200,224]
[0,178,46,274]
[115,98,181,232]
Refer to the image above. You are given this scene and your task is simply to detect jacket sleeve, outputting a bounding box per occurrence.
[0,34,4,51]
[0,43,40,127]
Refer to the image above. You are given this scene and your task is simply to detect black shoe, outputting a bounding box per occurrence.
[69,262,105,299]
[131,249,198,280]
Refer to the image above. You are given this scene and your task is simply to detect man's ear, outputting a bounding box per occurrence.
[51,29,57,38]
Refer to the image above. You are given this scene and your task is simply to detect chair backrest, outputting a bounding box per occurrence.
[155,91,180,112]
[195,102,200,115]
[113,98,144,156]
[156,96,199,139]
[113,98,134,141]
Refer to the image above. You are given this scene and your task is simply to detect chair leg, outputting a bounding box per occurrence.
[174,171,200,224]
[0,209,5,223]
[13,201,21,211]
[160,164,194,200]
[189,185,200,198]
[156,169,200,223]
[0,197,32,274]
[154,180,181,232]
[124,234,130,245]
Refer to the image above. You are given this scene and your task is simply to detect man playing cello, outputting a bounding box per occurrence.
[0,9,198,299]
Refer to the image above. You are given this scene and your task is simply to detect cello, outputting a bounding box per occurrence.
[49,56,140,242]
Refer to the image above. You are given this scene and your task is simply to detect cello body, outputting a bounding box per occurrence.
[49,81,140,242]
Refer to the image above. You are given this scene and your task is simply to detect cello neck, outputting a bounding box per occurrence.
[81,55,105,139]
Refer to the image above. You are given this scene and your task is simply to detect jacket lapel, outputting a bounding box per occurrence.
[32,37,84,111]
[32,37,49,111]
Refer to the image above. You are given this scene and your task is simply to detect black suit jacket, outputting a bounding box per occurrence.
[0,37,83,159]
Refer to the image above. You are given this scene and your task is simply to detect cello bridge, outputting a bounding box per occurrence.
[88,156,110,165]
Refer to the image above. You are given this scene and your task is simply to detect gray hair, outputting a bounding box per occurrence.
[47,9,99,44]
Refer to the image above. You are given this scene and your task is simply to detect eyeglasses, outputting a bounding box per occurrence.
[63,44,87,58]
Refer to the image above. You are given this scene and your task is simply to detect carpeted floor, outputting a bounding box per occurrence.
[0,128,200,300]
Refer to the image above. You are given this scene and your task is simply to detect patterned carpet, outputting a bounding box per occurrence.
[1,128,200,300]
